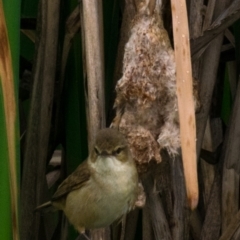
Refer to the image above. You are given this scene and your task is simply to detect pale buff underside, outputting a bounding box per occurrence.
[54,156,138,233]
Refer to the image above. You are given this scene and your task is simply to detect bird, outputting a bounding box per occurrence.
[36,128,139,234]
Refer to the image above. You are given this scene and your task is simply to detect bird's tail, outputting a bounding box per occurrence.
[35,201,54,212]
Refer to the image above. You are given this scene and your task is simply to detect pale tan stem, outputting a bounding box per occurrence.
[170,0,198,209]
[82,0,105,149]
[82,0,107,239]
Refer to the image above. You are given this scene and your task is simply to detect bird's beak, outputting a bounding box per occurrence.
[100,151,110,157]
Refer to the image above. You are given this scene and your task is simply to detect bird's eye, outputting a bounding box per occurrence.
[114,147,123,155]
[94,147,100,155]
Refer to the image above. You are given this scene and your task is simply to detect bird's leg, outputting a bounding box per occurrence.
[82,233,91,240]
[76,228,91,240]
[76,233,91,240]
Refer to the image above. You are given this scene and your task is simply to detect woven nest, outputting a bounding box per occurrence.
[112,0,181,172]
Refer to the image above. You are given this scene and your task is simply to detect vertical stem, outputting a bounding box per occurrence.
[170,0,198,209]
[82,0,105,149]
[82,0,107,239]
[20,0,60,239]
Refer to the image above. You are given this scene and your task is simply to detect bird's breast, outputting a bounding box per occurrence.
[64,156,138,231]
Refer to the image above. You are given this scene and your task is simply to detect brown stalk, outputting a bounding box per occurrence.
[79,1,89,130]
[81,0,107,239]
[219,210,240,240]
[189,0,204,39]
[191,0,240,59]
[232,227,240,239]
[199,153,216,209]
[188,0,203,80]
[122,209,139,240]
[82,0,105,149]
[20,0,60,239]
[195,40,224,157]
[190,209,202,240]
[221,80,240,232]
[52,6,81,149]
[195,2,231,238]
[60,6,81,88]
[170,0,198,209]
[202,0,216,31]
[195,15,225,240]
[142,172,172,240]
[142,207,154,240]
[169,154,190,239]
[221,77,240,172]
[20,29,36,43]
[195,0,231,156]
[200,168,221,239]
[113,0,136,85]
[227,61,237,98]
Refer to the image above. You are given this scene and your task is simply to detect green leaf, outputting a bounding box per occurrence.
[0,0,20,239]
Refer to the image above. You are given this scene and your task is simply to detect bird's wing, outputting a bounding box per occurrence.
[52,160,91,201]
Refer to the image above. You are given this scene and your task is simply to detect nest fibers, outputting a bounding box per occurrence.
[112,0,182,172]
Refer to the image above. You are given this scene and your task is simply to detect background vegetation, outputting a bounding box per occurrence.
[1,0,240,239]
